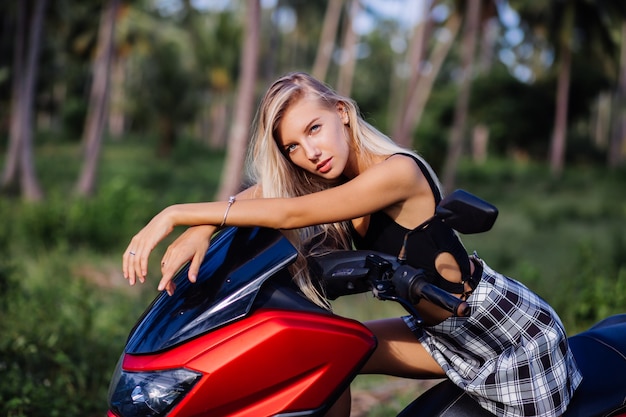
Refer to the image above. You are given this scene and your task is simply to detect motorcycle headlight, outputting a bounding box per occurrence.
[108,357,201,417]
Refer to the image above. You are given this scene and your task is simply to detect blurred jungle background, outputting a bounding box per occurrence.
[1,0,626,416]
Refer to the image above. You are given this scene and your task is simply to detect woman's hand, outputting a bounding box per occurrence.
[123,207,176,286]
[158,225,216,295]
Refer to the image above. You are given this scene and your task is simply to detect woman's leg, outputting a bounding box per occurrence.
[325,317,444,416]
[362,317,444,377]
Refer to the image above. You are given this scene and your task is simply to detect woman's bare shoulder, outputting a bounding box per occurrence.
[377,154,430,191]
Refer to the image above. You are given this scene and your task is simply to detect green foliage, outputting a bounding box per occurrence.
[127,40,200,138]
[565,235,626,330]
[4,178,151,252]
[0,242,147,417]
[60,97,89,139]
[413,83,458,171]
[470,66,555,158]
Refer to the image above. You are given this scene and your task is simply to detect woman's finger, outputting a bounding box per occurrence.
[123,237,142,284]
[187,248,205,283]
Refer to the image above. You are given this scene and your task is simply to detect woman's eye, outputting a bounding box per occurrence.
[309,124,321,135]
[285,143,298,153]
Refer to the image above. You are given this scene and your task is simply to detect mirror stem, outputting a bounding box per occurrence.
[397,215,436,263]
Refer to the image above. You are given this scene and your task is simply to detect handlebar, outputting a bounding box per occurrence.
[391,265,470,317]
[312,252,470,320]
[412,278,470,317]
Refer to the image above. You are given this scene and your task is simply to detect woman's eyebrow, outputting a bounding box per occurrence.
[303,117,321,133]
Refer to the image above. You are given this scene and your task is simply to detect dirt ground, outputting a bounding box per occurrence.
[350,379,443,416]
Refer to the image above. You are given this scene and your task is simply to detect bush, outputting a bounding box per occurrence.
[563,234,626,332]
[0,245,145,417]
[10,178,152,252]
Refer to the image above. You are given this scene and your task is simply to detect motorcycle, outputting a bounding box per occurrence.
[107,190,626,417]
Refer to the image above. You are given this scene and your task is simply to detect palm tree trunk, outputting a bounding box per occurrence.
[312,0,343,82]
[76,0,119,197]
[442,0,481,192]
[20,0,48,201]
[216,0,260,200]
[609,21,626,168]
[4,0,48,201]
[392,1,432,147]
[336,0,360,97]
[392,9,461,148]
[208,93,228,149]
[2,0,26,192]
[412,14,461,128]
[108,55,126,139]
[549,44,571,177]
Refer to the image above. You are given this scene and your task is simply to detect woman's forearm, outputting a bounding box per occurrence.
[166,184,266,229]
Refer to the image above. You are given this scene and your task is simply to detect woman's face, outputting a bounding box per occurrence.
[276,95,351,180]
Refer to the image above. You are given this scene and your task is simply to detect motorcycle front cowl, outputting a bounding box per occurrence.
[124,226,299,354]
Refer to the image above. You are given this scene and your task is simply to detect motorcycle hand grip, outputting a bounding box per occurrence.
[392,266,470,317]
[412,279,470,317]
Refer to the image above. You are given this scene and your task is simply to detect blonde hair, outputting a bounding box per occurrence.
[246,72,441,308]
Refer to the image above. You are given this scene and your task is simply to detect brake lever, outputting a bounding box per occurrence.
[372,279,425,327]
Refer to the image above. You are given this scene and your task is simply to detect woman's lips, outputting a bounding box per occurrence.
[317,158,332,173]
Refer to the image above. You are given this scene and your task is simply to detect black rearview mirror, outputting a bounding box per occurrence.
[435,189,498,234]
[397,189,498,262]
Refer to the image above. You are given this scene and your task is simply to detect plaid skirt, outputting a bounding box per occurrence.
[403,258,583,417]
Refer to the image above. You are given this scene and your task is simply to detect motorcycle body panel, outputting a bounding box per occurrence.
[564,313,626,417]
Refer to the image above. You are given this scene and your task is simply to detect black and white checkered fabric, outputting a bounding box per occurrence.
[404,258,583,417]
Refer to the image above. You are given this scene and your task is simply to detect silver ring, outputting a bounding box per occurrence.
[129,251,136,256]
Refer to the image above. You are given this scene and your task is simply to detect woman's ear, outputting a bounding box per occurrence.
[337,103,349,125]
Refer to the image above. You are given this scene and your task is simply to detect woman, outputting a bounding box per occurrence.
[123,72,582,417]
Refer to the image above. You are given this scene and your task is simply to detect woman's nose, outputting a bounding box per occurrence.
[301,138,321,161]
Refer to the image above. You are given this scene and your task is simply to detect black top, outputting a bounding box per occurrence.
[350,154,472,293]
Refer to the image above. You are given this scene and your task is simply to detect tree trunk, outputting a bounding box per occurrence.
[407,14,461,140]
[2,0,26,192]
[478,17,498,73]
[156,117,176,157]
[442,0,481,192]
[609,21,626,168]
[20,0,48,201]
[549,45,572,177]
[108,55,126,139]
[335,0,360,97]
[208,94,228,149]
[312,0,344,82]
[392,1,432,147]
[392,6,461,148]
[76,0,119,197]
[548,3,575,178]
[2,0,47,201]
[216,0,260,200]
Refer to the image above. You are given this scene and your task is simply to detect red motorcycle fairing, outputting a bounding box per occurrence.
[114,308,376,417]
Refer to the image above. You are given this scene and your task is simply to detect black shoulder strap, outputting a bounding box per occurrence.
[395,153,442,204]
